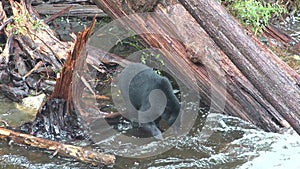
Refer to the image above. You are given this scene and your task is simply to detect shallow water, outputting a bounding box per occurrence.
[1,99,300,169]
[277,12,300,42]
[0,98,36,127]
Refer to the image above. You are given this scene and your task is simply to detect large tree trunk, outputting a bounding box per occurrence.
[92,0,300,134]
[179,0,300,133]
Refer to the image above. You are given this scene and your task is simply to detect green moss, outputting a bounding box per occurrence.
[219,0,286,35]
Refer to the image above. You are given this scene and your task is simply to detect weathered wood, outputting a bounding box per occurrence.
[265,24,293,44]
[1,1,116,166]
[0,0,71,101]
[34,4,107,18]
[8,0,70,63]
[92,0,300,133]
[179,0,300,134]
[20,16,97,139]
[0,127,115,167]
[15,15,116,167]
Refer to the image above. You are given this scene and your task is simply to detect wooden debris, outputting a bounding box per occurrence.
[19,16,95,139]
[34,4,107,18]
[0,0,72,101]
[43,5,74,24]
[0,0,116,166]
[179,0,300,133]
[0,127,115,167]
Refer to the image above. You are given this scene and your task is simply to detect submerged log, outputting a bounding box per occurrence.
[93,0,300,134]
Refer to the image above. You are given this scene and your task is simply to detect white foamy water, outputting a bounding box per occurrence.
[238,129,300,169]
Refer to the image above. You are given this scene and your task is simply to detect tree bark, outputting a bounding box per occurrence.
[179,0,300,133]
[92,0,300,134]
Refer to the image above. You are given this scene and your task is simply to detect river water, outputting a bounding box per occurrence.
[0,97,300,169]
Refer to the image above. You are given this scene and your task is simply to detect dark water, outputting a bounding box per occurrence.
[1,98,300,169]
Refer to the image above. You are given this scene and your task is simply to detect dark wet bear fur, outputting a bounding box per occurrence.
[119,63,180,139]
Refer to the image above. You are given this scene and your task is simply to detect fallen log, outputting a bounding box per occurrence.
[92,0,300,134]
[34,4,107,18]
[179,0,300,133]
[0,127,115,167]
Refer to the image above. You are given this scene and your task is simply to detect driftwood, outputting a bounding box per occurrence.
[93,0,300,134]
[0,127,115,166]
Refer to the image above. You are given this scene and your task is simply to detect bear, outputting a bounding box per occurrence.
[118,63,180,139]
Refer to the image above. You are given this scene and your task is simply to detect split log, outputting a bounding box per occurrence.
[19,16,95,140]
[93,0,300,134]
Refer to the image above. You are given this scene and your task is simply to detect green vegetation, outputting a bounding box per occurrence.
[6,14,47,35]
[32,19,47,32]
[141,52,165,75]
[120,32,144,51]
[218,0,286,35]
[6,15,27,35]
[125,35,165,73]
